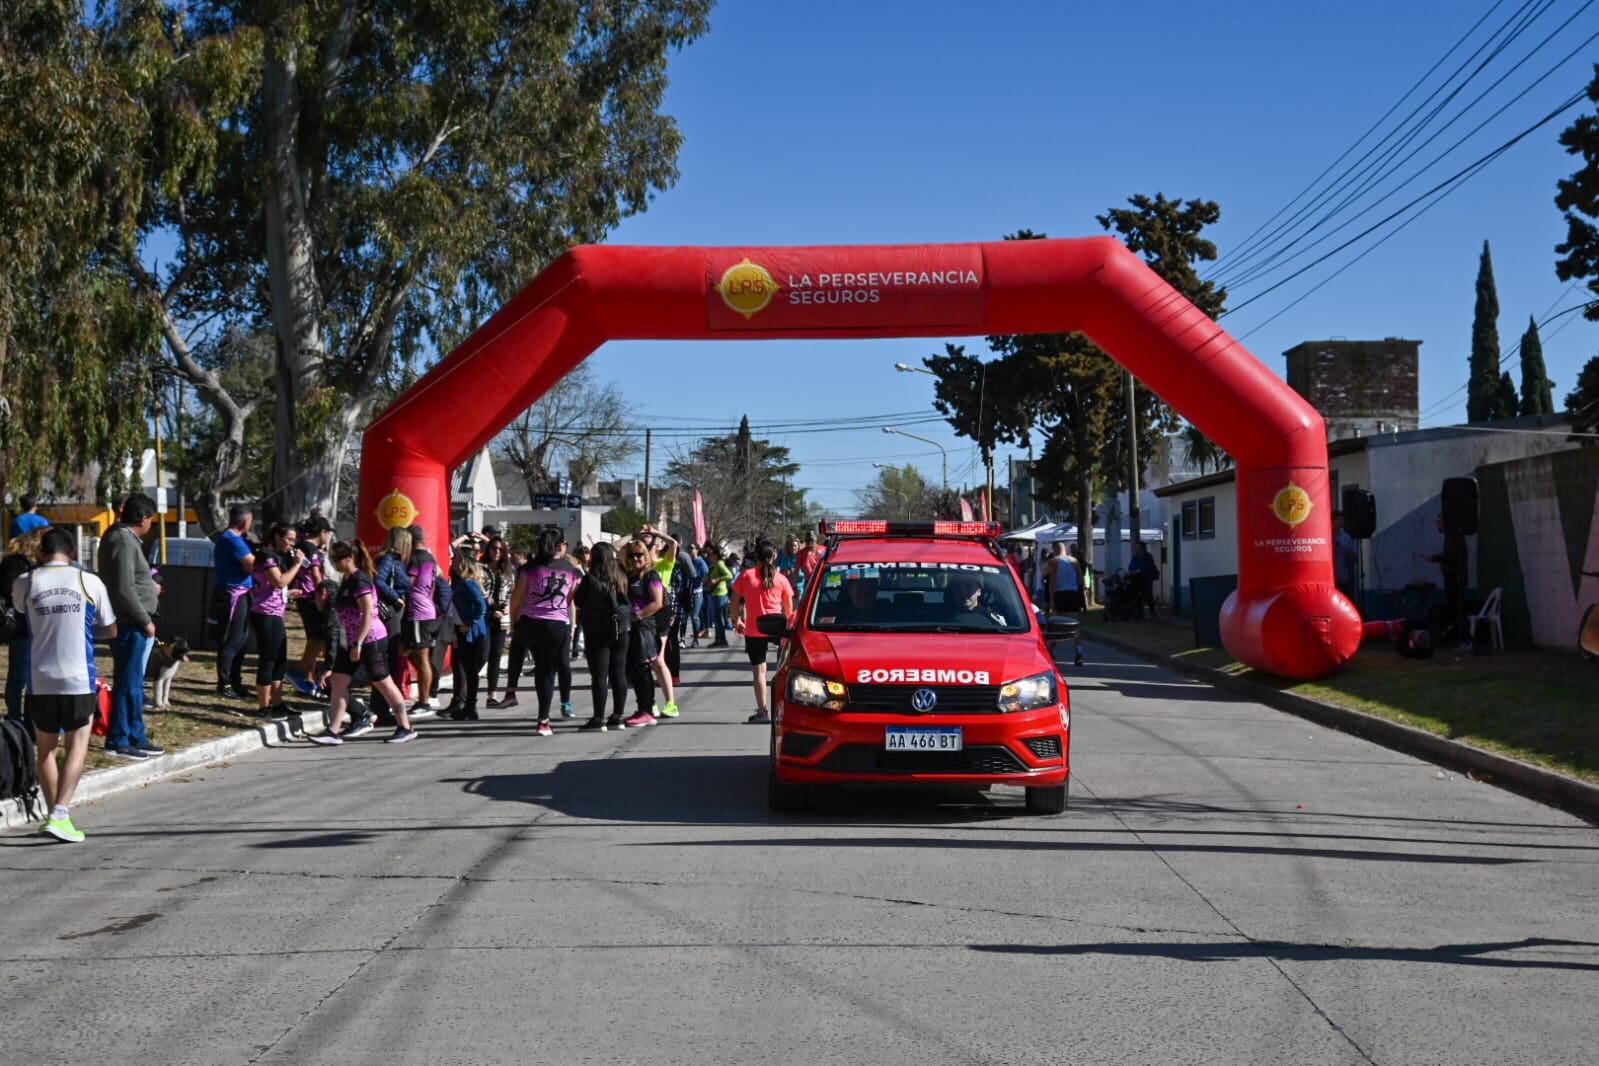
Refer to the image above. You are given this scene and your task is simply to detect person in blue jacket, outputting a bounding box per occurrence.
[446,551,489,720]
[372,527,413,724]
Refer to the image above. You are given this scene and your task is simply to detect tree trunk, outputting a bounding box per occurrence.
[262,37,330,523]
[151,308,258,535]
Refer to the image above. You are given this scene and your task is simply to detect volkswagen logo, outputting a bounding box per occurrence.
[909,688,938,713]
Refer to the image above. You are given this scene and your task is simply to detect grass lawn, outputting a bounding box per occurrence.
[3,621,319,773]
[1084,609,1599,785]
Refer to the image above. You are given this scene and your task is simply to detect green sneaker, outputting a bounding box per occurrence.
[660,701,680,719]
[43,815,85,844]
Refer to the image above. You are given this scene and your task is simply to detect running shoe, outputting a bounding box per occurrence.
[229,685,255,700]
[308,732,344,746]
[660,702,680,719]
[623,711,656,728]
[42,815,85,843]
[579,717,607,732]
[132,741,166,756]
[488,694,517,709]
[285,669,316,696]
[264,704,292,721]
[385,727,419,744]
[409,701,436,720]
[343,713,377,738]
[671,675,681,686]
[745,712,772,725]
[650,705,661,718]
[445,706,479,721]
[605,714,625,731]
[103,746,150,760]
[536,720,554,737]
[560,701,574,719]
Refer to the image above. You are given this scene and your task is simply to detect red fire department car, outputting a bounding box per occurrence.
[760,519,1071,814]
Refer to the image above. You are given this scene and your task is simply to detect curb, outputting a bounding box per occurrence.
[1,709,329,833]
[1083,629,1599,825]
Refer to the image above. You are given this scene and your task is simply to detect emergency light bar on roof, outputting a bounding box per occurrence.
[818,519,1003,538]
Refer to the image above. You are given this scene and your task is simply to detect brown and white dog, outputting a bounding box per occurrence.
[148,637,193,708]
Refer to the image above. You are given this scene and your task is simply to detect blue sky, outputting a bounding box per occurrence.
[580,0,1599,511]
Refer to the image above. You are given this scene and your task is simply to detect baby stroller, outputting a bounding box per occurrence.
[1102,569,1142,621]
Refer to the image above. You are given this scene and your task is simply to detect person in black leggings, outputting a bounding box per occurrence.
[507,529,576,736]
[481,538,513,703]
[619,541,665,728]
[573,542,630,730]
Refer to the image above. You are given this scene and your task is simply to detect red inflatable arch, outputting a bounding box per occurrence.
[359,238,1363,679]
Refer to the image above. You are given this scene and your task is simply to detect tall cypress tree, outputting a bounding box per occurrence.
[1518,315,1555,415]
[1467,241,1501,422]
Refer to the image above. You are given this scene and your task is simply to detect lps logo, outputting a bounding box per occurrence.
[717,258,779,319]
[909,688,939,713]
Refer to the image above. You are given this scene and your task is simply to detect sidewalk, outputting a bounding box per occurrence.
[1080,608,1599,817]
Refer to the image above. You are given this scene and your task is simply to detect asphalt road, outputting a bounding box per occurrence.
[3,642,1596,1066]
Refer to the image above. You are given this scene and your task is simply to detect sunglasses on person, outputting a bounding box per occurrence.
[626,551,646,560]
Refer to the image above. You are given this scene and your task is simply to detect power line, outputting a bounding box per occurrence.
[1225,3,1599,292]
[1220,86,1589,320]
[1214,0,1551,282]
[1214,0,1514,275]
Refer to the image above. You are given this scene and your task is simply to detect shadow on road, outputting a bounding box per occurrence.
[446,753,1009,826]
[969,936,1599,972]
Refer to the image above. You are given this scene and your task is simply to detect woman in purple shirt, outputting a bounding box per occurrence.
[505,529,576,736]
[310,540,417,746]
[287,515,333,697]
[248,523,303,719]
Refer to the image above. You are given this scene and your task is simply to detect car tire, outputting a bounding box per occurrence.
[1025,780,1068,815]
[769,766,809,812]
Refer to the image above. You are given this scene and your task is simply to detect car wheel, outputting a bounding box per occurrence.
[1025,780,1068,815]
[768,766,809,812]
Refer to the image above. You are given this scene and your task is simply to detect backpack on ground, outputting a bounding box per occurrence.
[0,718,41,821]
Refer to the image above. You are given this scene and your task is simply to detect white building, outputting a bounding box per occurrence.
[1154,415,1577,614]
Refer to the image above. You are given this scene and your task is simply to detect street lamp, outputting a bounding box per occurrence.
[882,426,947,491]
[894,362,936,375]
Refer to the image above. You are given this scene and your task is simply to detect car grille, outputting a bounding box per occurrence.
[817,744,1028,775]
[1022,735,1063,760]
[845,684,1003,714]
[781,732,827,759]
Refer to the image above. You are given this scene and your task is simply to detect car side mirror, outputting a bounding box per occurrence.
[756,612,789,639]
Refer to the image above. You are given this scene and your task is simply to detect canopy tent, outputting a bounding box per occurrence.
[1024,523,1165,546]
[999,517,1056,542]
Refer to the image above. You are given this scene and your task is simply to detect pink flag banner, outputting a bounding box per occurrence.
[979,488,990,521]
[693,490,707,547]
[959,497,974,521]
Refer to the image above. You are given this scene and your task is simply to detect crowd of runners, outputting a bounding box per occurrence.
[196,515,835,748]
[1,489,832,842]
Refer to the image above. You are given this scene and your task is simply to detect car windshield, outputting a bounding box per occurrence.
[807,559,1029,633]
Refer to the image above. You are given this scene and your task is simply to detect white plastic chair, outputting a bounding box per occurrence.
[1468,587,1503,650]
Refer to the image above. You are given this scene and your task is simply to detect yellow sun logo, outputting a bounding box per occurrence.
[376,488,417,530]
[1269,481,1314,530]
[717,258,779,319]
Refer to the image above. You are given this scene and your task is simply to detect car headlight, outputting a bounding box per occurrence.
[788,669,846,710]
[998,671,1057,713]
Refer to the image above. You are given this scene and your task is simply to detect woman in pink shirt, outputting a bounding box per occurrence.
[729,540,794,725]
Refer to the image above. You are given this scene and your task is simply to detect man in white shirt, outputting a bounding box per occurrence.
[11,528,117,843]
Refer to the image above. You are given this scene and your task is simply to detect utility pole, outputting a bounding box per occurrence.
[985,449,995,523]
[643,428,652,523]
[1125,370,1141,557]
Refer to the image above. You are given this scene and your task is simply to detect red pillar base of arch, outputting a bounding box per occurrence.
[357,238,1363,681]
